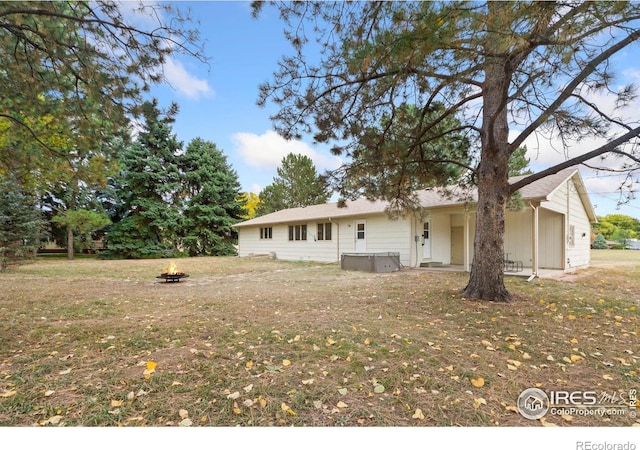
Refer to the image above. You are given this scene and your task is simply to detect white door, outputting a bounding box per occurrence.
[422,221,431,259]
[354,220,366,252]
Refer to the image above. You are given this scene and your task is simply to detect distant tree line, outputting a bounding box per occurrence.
[592,214,640,249]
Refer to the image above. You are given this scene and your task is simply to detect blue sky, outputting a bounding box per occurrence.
[145,1,640,219]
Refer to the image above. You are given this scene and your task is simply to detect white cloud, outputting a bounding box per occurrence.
[163,58,213,100]
[250,183,263,194]
[231,130,343,171]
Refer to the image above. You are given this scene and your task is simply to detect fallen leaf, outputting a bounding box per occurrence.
[470,377,485,388]
[302,379,314,385]
[179,409,189,419]
[282,359,291,367]
[179,418,192,427]
[570,354,582,363]
[603,374,614,380]
[337,401,348,408]
[42,415,64,425]
[412,408,425,420]
[473,398,487,409]
[110,400,123,407]
[227,391,241,400]
[0,390,16,398]
[338,388,348,395]
[59,368,72,375]
[243,384,253,393]
[44,390,55,397]
[373,384,385,394]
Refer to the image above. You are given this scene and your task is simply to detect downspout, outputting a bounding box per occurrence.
[463,210,470,272]
[332,219,340,264]
[528,202,538,282]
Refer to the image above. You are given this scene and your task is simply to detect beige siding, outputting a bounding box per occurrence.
[239,215,413,266]
[538,208,563,269]
[543,178,592,269]
[346,214,413,266]
[504,209,533,267]
[238,222,340,262]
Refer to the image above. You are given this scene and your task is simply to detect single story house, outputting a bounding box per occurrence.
[233,168,597,275]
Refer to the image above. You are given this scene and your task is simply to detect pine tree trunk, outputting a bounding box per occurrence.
[462,3,512,302]
[462,164,511,302]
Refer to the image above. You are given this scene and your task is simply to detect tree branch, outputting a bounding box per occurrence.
[509,125,640,194]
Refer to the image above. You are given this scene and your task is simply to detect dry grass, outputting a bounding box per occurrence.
[0,251,638,427]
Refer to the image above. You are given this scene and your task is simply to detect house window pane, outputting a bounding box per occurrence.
[301,225,307,241]
[325,223,332,240]
[317,223,323,241]
[289,226,294,241]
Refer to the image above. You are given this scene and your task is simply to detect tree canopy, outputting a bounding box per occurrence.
[254,1,640,301]
[256,153,330,216]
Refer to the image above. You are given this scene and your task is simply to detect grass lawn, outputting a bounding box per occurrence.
[0,250,638,427]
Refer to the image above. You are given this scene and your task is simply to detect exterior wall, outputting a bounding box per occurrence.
[542,178,591,269]
[339,214,413,266]
[504,209,534,268]
[237,222,340,263]
[237,214,414,266]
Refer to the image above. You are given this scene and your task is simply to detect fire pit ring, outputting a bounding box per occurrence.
[156,273,189,283]
[157,261,189,283]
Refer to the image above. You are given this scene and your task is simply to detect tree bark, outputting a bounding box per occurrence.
[462,2,512,302]
[67,225,74,260]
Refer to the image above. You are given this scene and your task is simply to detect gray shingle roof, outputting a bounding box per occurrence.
[234,167,594,227]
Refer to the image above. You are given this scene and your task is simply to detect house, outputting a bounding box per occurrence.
[233,168,597,276]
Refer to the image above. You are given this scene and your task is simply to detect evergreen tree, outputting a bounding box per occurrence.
[103,100,182,259]
[592,233,608,250]
[256,153,330,216]
[0,177,44,270]
[179,138,246,256]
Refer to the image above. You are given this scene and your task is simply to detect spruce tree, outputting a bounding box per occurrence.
[179,138,246,256]
[0,177,44,270]
[103,100,182,259]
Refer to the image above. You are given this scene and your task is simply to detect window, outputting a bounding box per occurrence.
[288,224,307,241]
[260,227,272,239]
[356,222,365,240]
[317,223,332,241]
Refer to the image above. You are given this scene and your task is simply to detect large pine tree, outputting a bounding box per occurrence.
[256,153,330,216]
[179,138,246,256]
[103,101,182,259]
